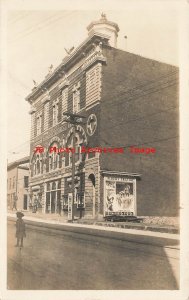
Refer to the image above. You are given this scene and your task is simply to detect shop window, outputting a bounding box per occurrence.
[62,194,68,210]
[45,180,61,214]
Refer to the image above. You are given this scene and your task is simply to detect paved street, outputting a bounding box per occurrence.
[7,220,179,290]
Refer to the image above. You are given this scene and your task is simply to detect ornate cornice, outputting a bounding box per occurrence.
[25,33,110,104]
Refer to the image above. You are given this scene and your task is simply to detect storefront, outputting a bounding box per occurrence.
[45,180,61,213]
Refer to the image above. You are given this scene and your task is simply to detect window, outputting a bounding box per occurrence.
[36,156,41,175]
[13,176,15,189]
[53,102,59,126]
[45,180,61,214]
[48,143,60,171]
[44,102,49,131]
[72,82,80,114]
[32,153,42,177]
[86,64,101,108]
[62,88,68,115]
[37,114,42,135]
[24,176,29,188]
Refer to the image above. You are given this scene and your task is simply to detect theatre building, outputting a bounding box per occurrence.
[26,14,179,220]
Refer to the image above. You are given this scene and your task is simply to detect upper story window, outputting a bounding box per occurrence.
[24,176,29,188]
[86,64,102,108]
[48,143,60,171]
[36,113,42,135]
[44,101,49,131]
[53,100,59,126]
[62,87,68,115]
[35,155,42,175]
[31,151,43,177]
[72,82,80,114]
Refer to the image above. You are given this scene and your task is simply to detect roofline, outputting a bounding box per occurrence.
[87,20,119,32]
[7,156,30,170]
[25,32,110,103]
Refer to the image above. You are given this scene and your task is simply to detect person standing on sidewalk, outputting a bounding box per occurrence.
[15,212,26,247]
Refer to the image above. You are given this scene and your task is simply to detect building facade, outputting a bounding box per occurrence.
[26,14,179,219]
[7,157,29,211]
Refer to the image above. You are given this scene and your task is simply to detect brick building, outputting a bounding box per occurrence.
[26,14,179,219]
[7,157,29,211]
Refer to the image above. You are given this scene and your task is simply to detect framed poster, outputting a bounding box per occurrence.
[104,178,136,216]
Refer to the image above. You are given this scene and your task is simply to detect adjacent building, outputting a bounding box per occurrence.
[26,14,179,219]
[7,157,29,211]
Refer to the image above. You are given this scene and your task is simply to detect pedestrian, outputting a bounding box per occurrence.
[15,211,26,247]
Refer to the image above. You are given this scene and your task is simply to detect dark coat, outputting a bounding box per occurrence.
[15,219,26,238]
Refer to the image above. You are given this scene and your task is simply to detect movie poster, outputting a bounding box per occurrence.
[105,178,136,215]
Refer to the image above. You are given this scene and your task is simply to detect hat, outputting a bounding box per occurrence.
[16,211,24,218]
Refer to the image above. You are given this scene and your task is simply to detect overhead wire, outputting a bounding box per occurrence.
[9,11,78,44]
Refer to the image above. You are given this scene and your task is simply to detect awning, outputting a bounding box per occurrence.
[100,170,141,178]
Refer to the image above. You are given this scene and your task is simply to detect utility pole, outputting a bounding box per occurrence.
[63,112,86,222]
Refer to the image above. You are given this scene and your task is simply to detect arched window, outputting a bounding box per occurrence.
[52,182,56,190]
[48,142,60,171]
[47,183,51,191]
[31,152,43,177]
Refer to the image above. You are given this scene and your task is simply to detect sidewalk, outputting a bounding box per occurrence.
[8,210,179,235]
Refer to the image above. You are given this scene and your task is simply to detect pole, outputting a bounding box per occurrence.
[62,112,86,222]
[71,124,76,222]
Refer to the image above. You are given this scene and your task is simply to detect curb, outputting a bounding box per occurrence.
[8,213,179,235]
[77,221,179,234]
[8,216,179,248]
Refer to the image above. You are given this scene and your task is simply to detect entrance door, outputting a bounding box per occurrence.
[51,191,56,213]
[88,174,95,218]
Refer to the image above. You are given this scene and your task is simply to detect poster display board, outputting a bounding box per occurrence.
[104,176,136,216]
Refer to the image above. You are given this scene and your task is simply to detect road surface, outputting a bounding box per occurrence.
[7,219,179,290]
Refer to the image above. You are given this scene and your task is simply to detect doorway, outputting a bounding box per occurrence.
[88,174,95,218]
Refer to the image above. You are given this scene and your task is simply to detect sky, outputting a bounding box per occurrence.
[6,2,180,163]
